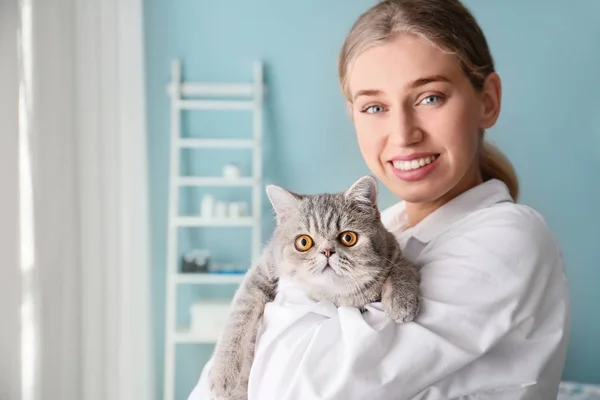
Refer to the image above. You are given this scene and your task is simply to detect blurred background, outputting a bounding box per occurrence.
[1,1,599,400]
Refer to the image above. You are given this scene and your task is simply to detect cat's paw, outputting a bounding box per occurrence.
[229,391,248,400]
[381,286,421,323]
[209,362,244,400]
[212,388,247,400]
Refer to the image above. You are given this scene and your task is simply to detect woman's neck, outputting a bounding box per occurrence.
[405,168,483,229]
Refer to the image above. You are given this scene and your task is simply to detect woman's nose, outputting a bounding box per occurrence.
[389,108,423,147]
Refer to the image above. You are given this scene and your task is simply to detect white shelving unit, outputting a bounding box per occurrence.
[173,328,222,344]
[163,59,265,400]
[174,273,246,285]
[177,177,256,187]
[175,216,255,227]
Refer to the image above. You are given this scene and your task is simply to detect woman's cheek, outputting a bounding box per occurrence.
[356,127,386,172]
[356,114,382,142]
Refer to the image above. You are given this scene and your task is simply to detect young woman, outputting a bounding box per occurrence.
[189,1,570,398]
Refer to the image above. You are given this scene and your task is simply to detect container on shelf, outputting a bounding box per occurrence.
[214,201,227,218]
[189,299,232,338]
[200,194,215,218]
[181,249,210,273]
[207,262,247,275]
[222,163,242,179]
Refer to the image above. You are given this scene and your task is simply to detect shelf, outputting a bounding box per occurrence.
[174,273,246,285]
[177,177,256,187]
[178,138,256,149]
[175,217,254,227]
[173,328,219,344]
[178,99,253,110]
[167,82,255,97]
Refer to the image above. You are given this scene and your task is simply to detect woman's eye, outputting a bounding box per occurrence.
[364,105,385,114]
[419,95,442,105]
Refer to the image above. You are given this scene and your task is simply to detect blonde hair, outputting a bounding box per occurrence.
[339,0,519,201]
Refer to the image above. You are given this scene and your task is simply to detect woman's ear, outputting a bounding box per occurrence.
[480,72,502,129]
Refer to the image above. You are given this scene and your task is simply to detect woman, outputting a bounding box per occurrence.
[189,0,570,398]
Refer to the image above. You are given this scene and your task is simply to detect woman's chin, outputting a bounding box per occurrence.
[388,178,452,204]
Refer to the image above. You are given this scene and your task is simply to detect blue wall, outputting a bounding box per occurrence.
[144,0,600,398]
[465,0,600,386]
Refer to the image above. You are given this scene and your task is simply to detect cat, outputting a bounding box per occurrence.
[208,175,421,400]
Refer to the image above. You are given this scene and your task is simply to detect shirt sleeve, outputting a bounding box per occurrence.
[187,209,567,400]
[243,212,565,400]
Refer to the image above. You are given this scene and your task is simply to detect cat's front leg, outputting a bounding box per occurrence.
[209,264,277,400]
[209,300,252,400]
[381,256,421,323]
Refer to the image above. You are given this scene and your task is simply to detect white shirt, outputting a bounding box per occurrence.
[188,179,570,400]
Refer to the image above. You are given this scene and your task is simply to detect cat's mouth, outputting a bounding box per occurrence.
[320,261,339,276]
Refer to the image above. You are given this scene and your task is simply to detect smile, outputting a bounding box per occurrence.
[392,154,439,171]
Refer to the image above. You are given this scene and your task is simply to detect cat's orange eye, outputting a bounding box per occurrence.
[339,231,358,247]
[294,235,313,252]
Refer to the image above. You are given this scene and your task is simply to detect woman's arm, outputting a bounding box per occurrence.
[188,210,568,400]
[244,214,568,400]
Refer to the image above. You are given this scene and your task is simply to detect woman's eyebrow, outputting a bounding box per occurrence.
[353,89,383,101]
[407,74,451,89]
[353,75,451,101]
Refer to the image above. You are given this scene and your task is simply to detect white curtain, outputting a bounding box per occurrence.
[0,1,22,399]
[0,0,153,399]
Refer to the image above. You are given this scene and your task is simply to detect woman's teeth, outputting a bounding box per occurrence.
[392,155,438,171]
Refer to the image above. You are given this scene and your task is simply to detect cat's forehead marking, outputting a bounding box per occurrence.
[313,195,336,233]
[295,193,371,236]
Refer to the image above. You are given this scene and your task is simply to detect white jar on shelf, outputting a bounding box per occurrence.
[214,201,227,218]
[238,201,249,216]
[228,201,249,218]
[228,202,242,218]
[200,194,215,219]
[222,163,241,179]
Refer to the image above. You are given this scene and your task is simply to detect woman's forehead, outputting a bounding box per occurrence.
[348,34,465,97]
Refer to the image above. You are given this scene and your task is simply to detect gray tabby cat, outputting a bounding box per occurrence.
[208,175,421,400]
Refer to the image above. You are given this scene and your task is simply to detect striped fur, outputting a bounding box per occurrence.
[209,176,420,399]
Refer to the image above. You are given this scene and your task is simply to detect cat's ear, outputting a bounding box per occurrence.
[344,175,378,207]
[266,185,299,224]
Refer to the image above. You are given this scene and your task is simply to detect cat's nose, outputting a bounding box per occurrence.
[322,248,335,258]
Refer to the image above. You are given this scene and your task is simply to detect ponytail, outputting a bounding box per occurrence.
[480,141,519,201]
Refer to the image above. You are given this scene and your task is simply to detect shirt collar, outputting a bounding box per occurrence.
[382,179,514,244]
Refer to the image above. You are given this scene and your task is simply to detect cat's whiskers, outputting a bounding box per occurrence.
[307,260,320,273]
[336,257,351,273]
